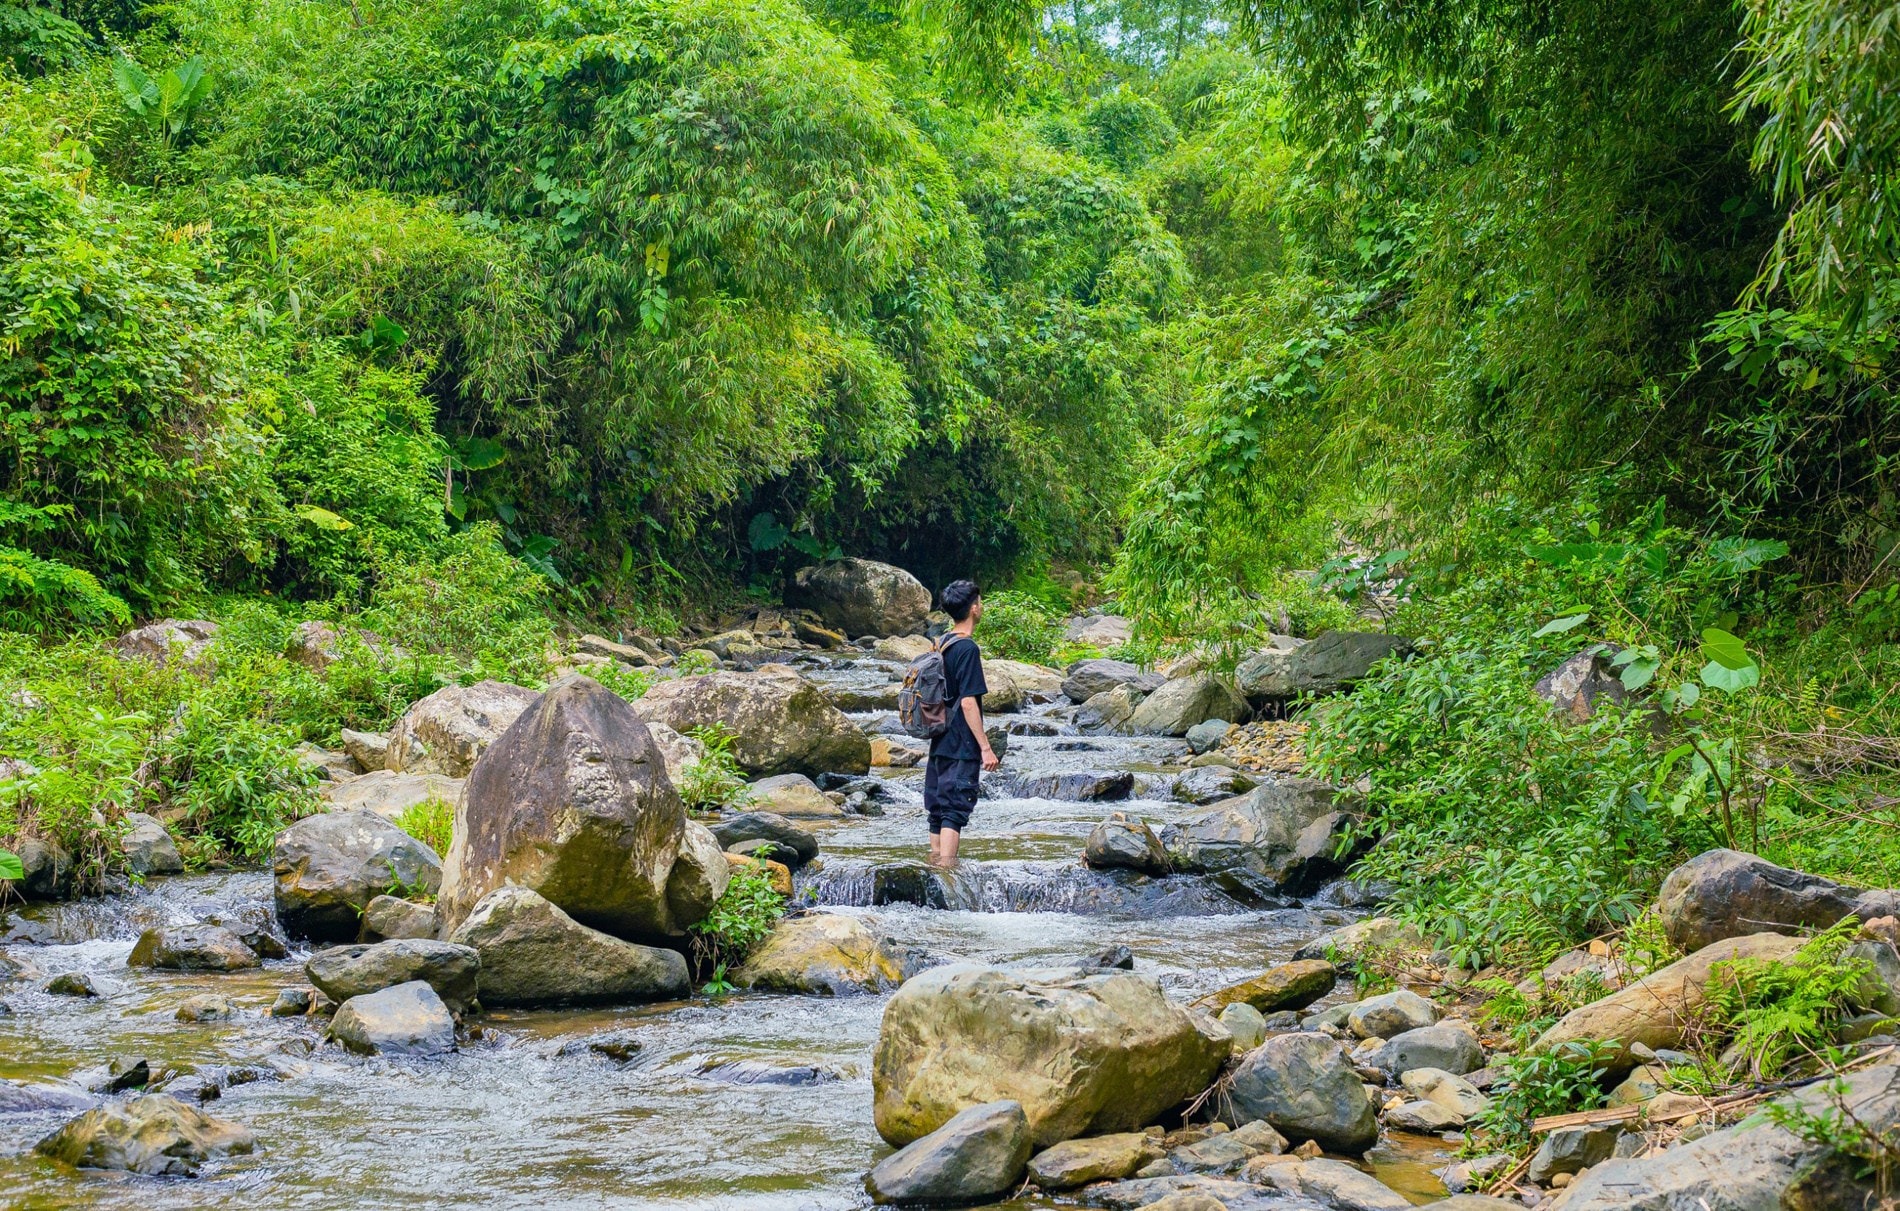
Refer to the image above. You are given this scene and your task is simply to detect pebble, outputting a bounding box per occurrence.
[1213,721,1308,774]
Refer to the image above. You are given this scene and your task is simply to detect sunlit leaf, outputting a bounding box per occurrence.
[1534,614,1589,636]
[293,504,352,531]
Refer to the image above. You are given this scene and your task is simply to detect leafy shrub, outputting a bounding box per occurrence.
[1706,919,1874,1080]
[353,525,554,685]
[393,795,454,858]
[679,724,751,813]
[979,590,1062,663]
[154,707,317,858]
[1470,1040,1616,1149]
[588,661,655,703]
[689,859,785,972]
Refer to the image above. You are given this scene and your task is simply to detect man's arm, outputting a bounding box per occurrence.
[961,695,999,770]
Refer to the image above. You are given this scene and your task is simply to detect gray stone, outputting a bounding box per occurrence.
[385,679,540,777]
[1384,1099,1462,1132]
[1005,769,1135,801]
[115,619,218,668]
[1532,646,1629,723]
[174,993,237,1022]
[304,939,481,1014]
[127,925,259,972]
[9,836,74,900]
[864,1099,1033,1205]
[1218,1002,1268,1052]
[789,558,932,638]
[1255,1157,1413,1210]
[1435,1154,1510,1193]
[1128,673,1250,736]
[1162,780,1358,886]
[297,742,361,782]
[1527,1122,1620,1183]
[285,620,406,673]
[1657,847,1897,954]
[448,885,689,1006]
[1236,631,1413,700]
[269,988,313,1017]
[1062,658,1164,703]
[328,980,455,1057]
[1400,1067,1488,1118]
[319,770,464,822]
[734,912,912,995]
[205,913,287,960]
[1064,614,1135,649]
[0,1079,95,1115]
[1075,684,1148,732]
[664,820,730,927]
[1368,1025,1483,1076]
[1170,1119,1287,1172]
[1027,1132,1166,1189]
[633,665,870,778]
[1173,765,1257,805]
[1085,814,1171,875]
[119,813,183,877]
[34,1093,254,1175]
[1847,939,1900,1014]
[1184,719,1231,754]
[358,895,437,942]
[708,812,819,868]
[1348,989,1440,1039]
[340,728,390,772]
[749,772,846,818]
[1226,1032,1378,1152]
[1078,1176,1282,1210]
[272,810,442,942]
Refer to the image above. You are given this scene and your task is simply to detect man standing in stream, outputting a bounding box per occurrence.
[926,579,1000,869]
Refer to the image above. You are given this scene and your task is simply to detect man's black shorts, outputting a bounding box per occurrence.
[924,754,980,834]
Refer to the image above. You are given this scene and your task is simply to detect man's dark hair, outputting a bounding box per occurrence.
[941,579,980,621]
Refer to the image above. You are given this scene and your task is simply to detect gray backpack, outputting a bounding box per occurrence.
[898,634,972,739]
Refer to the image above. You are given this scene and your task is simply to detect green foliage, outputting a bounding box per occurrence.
[0,848,21,881]
[351,526,554,685]
[1706,919,1873,1079]
[156,706,315,857]
[1,2,89,77]
[678,724,752,813]
[689,858,785,971]
[110,55,213,147]
[978,590,1062,662]
[1471,1040,1616,1149]
[1762,1073,1900,1195]
[393,795,454,858]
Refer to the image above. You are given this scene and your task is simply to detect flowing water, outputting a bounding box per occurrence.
[0,658,1455,1208]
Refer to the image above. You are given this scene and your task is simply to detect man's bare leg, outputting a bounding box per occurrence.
[927,831,942,865]
[932,828,960,869]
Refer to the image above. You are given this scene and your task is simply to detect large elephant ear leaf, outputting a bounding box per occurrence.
[111,55,156,113]
[0,849,23,882]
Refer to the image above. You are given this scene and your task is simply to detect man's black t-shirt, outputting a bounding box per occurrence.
[930,634,989,761]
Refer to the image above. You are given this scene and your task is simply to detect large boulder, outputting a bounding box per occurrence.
[1127,673,1250,736]
[1075,684,1148,733]
[1204,960,1336,1014]
[436,676,688,942]
[864,1100,1034,1206]
[735,913,908,995]
[980,667,1024,715]
[633,666,871,777]
[987,660,1064,703]
[1062,659,1163,704]
[7,836,74,900]
[665,820,730,927]
[127,926,259,972]
[748,772,846,818]
[1161,780,1356,886]
[873,965,1229,1148]
[115,619,218,668]
[119,812,183,877]
[789,558,931,637]
[318,770,464,821]
[1235,632,1413,700]
[304,939,481,1013]
[1532,646,1629,723]
[708,813,819,869]
[1560,1062,1900,1209]
[1657,848,1898,953]
[1534,931,1807,1069]
[386,680,540,777]
[35,1093,254,1176]
[328,981,456,1057]
[273,811,442,942]
[447,886,689,1006]
[1226,1033,1378,1153]
[1085,814,1170,876]
[1064,614,1134,649]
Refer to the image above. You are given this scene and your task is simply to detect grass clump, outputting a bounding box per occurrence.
[393,795,455,858]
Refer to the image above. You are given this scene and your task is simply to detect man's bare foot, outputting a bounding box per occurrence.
[927,856,958,869]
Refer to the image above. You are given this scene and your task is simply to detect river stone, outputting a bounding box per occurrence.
[35,1093,254,1175]
[1533,931,1806,1069]
[1127,673,1250,736]
[1184,719,1230,754]
[1028,1132,1166,1189]
[115,619,219,668]
[270,988,313,1017]
[128,925,260,972]
[736,912,907,995]
[1386,1098,1462,1133]
[1075,684,1148,733]
[119,812,183,877]
[987,659,1064,702]
[1062,659,1164,703]
[1218,1003,1268,1052]
[8,836,74,900]
[1173,766,1257,805]
[1527,1122,1619,1183]
[709,812,819,868]
[982,666,1024,714]
[1532,646,1629,723]
[273,810,440,941]
[305,939,480,1013]
[644,721,708,790]
[1206,960,1337,1014]
[45,972,99,997]
[340,728,390,772]
[1656,848,1897,953]
[1254,1157,1412,1210]
[1560,1061,1900,1208]
[1401,1068,1487,1118]
[174,993,237,1022]
[1368,1025,1482,1077]
[447,886,689,1006]
[359,895,437,942]
[0,1079,94,1115]
[1171,1120,1288,1174]
[665,820,731,928]
[1292,917,1422,965]
[1235,632,1413,700]
[1226,1033,1378,1152]
[726,851,793,897]
[1348,989,1440,1039]
[437,676,689,942]
[789,558,931,637]
[1081,1176,1278,1209]
[873,965,1229,1148]
[328,980,455,1056]
[386,680,539,777]
[634,665,871,777]
[864,1099,1033,1205]
[748,773,846,818]
[1162,780,1352,882]
[873,634,933,662]
[1085,814,1170,875]
[319,770,464,821]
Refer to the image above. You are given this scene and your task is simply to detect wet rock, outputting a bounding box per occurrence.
[1171,1120,1288,1174]
[698,1059,835,1086]
[789,558,931,638]
[0,1079,95,1115]
[869,734,927,768]
[1280,810,1362,896]
[319,770,464,821]
[359,894,437,942]
[1527,1122,1619,1183]
[987,659,1064,703]
[386,679,539,778]
[128,925,260,972]
[747,772,846,818]
[1172,766,1258,805]
[119,812,183,877]
[709,812,819,868]
[35,1093,254,1175]
[1400,1068,1487,1118]
[865,1099,1033,1206]
[665,820,730,927]
[1291,917,1422,965]
[1226,1033,1378,1153]
[306,939,481,1014]
[328,980,455,1057]
[634,665,871,777]
[1657,848,1897,953]
[204,913,288,960]
[437,676,691,942]
[1347,989,1440,1039]
[340,728,390,772]
[725,851,793,897]
[1085,813,1171,876]
[447,885,689,1007]
[1062,659,1163,703]
[1532,646,1629,723]
[1368,1025,1482,1077]
[1075,684,1148,732]
[1183,718,1230,755]
[45,972,99,997]
[1128,673,1250,736]
[735,912,909,995]
[1534,931,1806,1069]
[1385,1099,1461,1132]
[1083,945,1136,970]
[796,620,847,649]
[273,809,442,942]
[9,836,74,901]
[1235,632,1413,700]
[115,619,218,668]
[872,862,953,909]
[270,988,313,1017]
[174,994,237,1022]
[1162,780,1355,884]
[1254,1157,1412,1210]
[92,1057,151,1092]
[1218,1003,1268,1052]
[1008,770,1136,802]
[874,965,1229,1148]
[1205,960,1337,1014]
[1028,1131,1166,1189]
[556,1032,644,1062]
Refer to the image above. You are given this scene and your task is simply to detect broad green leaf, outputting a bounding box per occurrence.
[0,849,22,882]
[111,56,155,113]
[456,436,507,471]
[1701,659,1760,693]
[1621,657,1659,691]
[294,505,352,531]
[1700,628,1754,671]
[1676,681,1701,707]
[1534,614,1588,636]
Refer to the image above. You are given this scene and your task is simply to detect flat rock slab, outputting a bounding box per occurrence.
[127,925,259,972]
[35,1093,254,1175]
[1205,960,1336,1014]
[306,939,480,1014]
[1028,1132,1165,1190]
